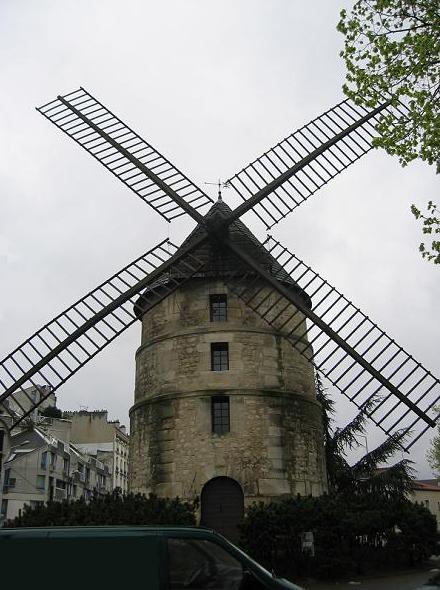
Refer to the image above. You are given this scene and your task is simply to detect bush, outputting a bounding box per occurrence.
[239,494,438,580]
[4,489,197,527]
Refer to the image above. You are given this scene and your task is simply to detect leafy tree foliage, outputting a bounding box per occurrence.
[338,1,439,263]
[427,410,440,475]
[4,489,197,528]
[411,201,440,263]
[338,0,439,168]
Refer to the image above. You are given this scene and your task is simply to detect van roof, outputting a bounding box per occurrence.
[0,525,218,538]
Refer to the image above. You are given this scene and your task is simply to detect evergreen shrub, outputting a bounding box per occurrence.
[239,494,438,580]
[4,489,197,528]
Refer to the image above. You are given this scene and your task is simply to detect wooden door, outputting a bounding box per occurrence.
[200,477,244,542]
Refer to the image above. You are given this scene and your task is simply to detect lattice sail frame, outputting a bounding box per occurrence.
[224,235,439,450]
[227,98,407,229]
[37,88,214,221]
[0,239,205,427]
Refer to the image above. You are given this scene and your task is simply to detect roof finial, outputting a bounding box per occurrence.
[205,179,230,202]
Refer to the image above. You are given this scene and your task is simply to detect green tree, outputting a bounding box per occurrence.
[427,410,440,475]
[338,0,439,263]
[316,372,414,497]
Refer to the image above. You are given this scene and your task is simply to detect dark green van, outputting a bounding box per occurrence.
[0,526,303,589]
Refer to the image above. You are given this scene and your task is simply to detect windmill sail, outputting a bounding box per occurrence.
[0,239,205,427]
[225,236,439,449]
[227,98,406,229]
[37,88,213,222]
[3,87,435,456]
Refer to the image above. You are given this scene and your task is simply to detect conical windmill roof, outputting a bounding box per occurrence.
[179,200,309,295]
[134,200,311,317]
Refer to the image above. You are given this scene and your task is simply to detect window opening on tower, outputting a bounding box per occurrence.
[211,343,229,371]
[210,294,227,322]
[211,396,230,435]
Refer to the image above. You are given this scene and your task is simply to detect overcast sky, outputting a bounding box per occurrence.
[1,1,438,478]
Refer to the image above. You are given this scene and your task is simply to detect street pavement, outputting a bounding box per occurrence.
[296,564,440,590]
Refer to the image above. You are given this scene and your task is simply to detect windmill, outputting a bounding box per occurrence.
[0,88,439,506]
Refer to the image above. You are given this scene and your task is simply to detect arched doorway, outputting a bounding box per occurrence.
[200,477,244,541]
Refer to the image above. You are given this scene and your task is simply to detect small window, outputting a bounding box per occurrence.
[211,343,229,371]
[41,451,48,470]
[36,475,46,490]
[210,294,227,322]
[212,396,230,435]
[3,469,16,490]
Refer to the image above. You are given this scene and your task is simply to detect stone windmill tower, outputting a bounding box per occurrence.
[1,88,439,539]
[130,199,326,534]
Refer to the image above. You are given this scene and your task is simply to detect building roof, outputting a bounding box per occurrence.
[75,442,113,454]
[413,479,440,492]
[135,199,311,317]
[4,428,55,464]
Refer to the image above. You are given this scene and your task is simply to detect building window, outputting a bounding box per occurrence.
[211,343,229,371]
[41,451,48,470]
[3,468,15,489]
[36,475,45,490]
[50,452,57,469]
[0,430,3,474]
[211,396,230,435]
[210,294,227,322]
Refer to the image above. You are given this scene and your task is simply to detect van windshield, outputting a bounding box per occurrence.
[224,539,273,579]
[168,538,243,589]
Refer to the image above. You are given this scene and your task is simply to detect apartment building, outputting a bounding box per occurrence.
[3,384,57,423]
[411,479,440,528]
[1,426,111,522]
[64,410,129,493]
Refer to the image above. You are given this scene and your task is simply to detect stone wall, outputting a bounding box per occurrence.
[129,278,327,501]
